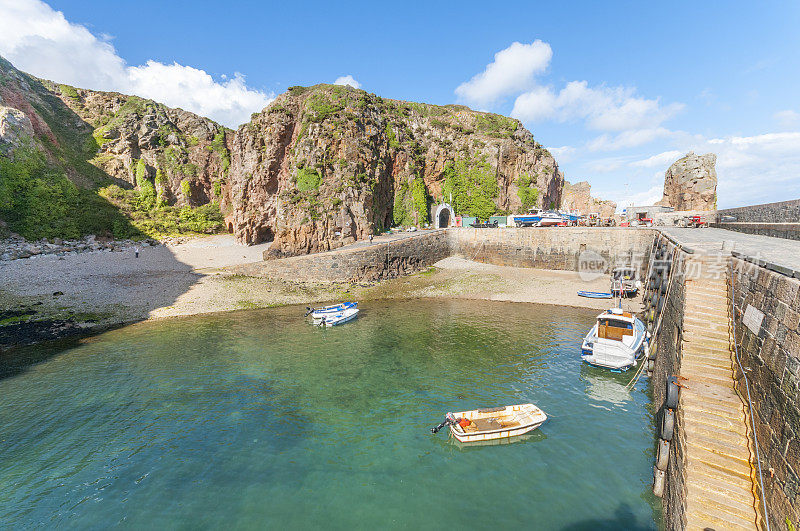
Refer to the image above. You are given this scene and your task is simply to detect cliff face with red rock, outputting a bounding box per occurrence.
[0,55,230,208]
[2,55,566,254]
[228,84,563,257]
[656,152,717,211]
[560,180,617,218]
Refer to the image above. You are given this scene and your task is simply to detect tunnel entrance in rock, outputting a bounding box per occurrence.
[439,209,450,228]
[257,226,274,243]
[434,203,455,229]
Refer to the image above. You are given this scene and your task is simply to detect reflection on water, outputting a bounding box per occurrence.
[448,432,546,449]
[0,299,660,529]
[581,365,635,408]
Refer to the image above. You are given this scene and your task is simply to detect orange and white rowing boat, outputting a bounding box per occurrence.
[431,403,547,443]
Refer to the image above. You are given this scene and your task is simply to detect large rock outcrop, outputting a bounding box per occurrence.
[560,180,617,218]
[0,55,230,208]
[1,56,565,254]
[656,152,717,211]
[0,106,35,156]
[230,85,563,257]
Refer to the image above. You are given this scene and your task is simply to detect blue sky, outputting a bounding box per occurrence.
[1,0,799,209]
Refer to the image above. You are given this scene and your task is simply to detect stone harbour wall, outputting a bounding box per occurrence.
[233,230,451,283]
[718,199,800,224]
[731,256,800,527]
[715,199,800,241]
[711,222,800,242]
[235,227,658,282]
[449,227,655,274]
[647,236,690,530]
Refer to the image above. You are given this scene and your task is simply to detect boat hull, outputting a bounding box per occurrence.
[320,308,359,326]
[450,419,544,443]
[447,403,547,443]
[311,302,357,320]
[581,318,648,371]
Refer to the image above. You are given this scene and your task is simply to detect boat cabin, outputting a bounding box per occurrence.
[596,309,635,341]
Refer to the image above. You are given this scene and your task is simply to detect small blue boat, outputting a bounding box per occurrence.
[578,291,612,299]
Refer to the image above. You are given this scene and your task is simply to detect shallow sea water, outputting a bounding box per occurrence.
[0,299,661,529]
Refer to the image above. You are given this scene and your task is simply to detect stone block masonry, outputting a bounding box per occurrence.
[234,227,658,282]
[718,199,800,224]
[648,238,691,530]
[715,199,800,241]
[234,230,451,283]
[449,227,655,274]
[731,257,800,527]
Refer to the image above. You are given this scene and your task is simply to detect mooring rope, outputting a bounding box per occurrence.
[625,240,676,392]
[728,261,770,531]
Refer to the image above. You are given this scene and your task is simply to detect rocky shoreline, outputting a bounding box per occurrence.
[0,235,160,261]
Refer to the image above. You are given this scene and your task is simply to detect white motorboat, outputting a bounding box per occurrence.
[512,209,564,227]
[581,308,649,371]
[307,302,357,321]
[317,307,359,327]
[537,211,564,227]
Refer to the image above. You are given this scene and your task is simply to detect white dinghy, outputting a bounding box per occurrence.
[431,404,547,443]
[317,307,359,327]
[581,308,649,371]
[307,302,357,321]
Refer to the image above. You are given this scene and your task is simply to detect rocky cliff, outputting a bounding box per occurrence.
[229,84,563,257]
[656,152,717,211]
[1,56,565,255]
[0,55,229,240]
[560,180,617,218]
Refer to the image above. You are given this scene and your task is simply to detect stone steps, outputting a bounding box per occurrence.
[683,399,744,421]
[684,424,753,456]
[688,482,758,521]
[683,316,729,331]
[681,352,732,369]
[680,369,735,389]
[686,495,756,530]
[689,462,758,501]
[684,307,730,321]
[685,505,755,531]
[682,406,748,433]
[677,262,757,530]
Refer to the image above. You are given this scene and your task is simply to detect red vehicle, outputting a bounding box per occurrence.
[686,215,708,228]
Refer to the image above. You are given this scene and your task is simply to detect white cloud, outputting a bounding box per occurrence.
[512,80,683,133]
[586,128,676,152]
[0,0,273,127]
[620,185,663,209]
[673,132,800,207]
[333,75,361,89]
[455,41,552,108]
[774,109,799,128]
[630,150,682,168]
[582,156,632,174]
[547,145,575,163]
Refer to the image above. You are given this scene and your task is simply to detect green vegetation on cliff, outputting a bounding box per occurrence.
[296,168,323,192]
[0,147,140,240]
[99,184,223,238]
[441,158,499,219]
[516,174,539,213]
[393,177,431,226]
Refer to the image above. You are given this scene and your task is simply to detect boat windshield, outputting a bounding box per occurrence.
[599,318,633,330]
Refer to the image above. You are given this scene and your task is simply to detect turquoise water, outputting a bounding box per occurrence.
[0,300,660,529]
